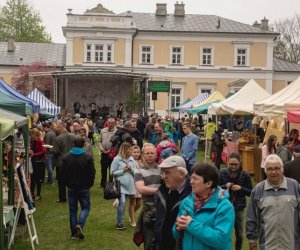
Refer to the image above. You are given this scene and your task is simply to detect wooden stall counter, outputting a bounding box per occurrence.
[240,148,254,174]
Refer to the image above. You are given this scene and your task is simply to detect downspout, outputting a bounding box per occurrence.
[131,29,139,68]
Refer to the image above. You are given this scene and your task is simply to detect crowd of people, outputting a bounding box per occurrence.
[26,112,300,250]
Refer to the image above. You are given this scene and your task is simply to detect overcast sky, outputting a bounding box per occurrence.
[2,0,299,43]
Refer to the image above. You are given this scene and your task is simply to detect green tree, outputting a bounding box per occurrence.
[0,0,51,42]
[273,14,300,64]
[125,86,144,115]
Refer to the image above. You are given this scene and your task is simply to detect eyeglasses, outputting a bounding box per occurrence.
[265,166,282,173]
[228,163,239,166]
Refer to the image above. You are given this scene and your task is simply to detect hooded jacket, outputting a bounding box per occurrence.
[172,187,234,250]
[62,147,95,189]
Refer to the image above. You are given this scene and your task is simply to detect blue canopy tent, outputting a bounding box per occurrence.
[28,88,60,116]
[0,79,40,113]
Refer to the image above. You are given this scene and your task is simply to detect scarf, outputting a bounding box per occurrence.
[194,188,215,211]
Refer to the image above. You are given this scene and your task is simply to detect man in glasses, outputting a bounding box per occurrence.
[220,152,252,250]
[246,154,300,250]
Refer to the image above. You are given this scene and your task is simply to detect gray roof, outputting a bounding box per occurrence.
[124,13,278,35]
[273,58,300,72]
[0,42,66,66]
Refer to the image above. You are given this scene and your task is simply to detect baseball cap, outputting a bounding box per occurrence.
[293,144,300,153]
[158,155,186,169]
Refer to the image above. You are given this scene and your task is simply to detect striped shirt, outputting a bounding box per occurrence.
[134,163,161,202]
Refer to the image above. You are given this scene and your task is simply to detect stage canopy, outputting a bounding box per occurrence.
[254,76,300,116]
[28,88,61,116]
[208,79,271,115]
[0,79,39,113]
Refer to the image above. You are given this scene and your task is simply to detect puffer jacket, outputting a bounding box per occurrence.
[172,187,234,250]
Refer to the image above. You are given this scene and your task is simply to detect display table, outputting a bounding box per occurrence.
[241,149,254,174]
[3,205,14,227]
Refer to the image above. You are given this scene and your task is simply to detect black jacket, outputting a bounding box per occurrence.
[62,148,95,189]
[152,178,192,250]
[130,129,143,149]
[219,168,252,210]
[284,157,300,183]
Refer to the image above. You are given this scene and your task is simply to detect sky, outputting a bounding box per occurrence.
[1,0,299,43]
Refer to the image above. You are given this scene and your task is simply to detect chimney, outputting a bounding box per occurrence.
[252,20,261,28]
[7,35,15,52]
[261,17,269,30]
[156,3,167,16]
[174,2,185,17]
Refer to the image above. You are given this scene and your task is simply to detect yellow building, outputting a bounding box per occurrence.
[1,3,300,117]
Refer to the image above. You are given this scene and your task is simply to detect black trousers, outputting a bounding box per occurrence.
[100,153,113,187]
[56,166,67,201]
[30,161,44,197]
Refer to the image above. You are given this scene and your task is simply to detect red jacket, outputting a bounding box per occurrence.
[156,140,178,164]
[31,139,46,160]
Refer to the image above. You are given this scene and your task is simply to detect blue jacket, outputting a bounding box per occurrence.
[172,187,234,250]
[181,133,198,165]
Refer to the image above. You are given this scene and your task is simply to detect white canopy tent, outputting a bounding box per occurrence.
[208,79,271,115]
[27,88,61,116]
[254,76,300,116]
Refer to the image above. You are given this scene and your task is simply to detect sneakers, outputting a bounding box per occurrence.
[76,225,84,239]
[116,224,126,230]
[112,199,119,208]
[130,222,136,227]
[70,235,77,240]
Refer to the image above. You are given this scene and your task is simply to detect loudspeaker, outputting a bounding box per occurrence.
[152,92,157,100]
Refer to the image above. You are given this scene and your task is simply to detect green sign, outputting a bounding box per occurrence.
[148,81,170,92]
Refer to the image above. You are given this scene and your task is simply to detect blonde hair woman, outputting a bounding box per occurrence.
[111,142,137,229]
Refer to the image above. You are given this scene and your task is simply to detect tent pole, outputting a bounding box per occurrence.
[8,135,15,205]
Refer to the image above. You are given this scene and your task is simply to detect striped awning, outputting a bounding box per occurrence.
[178,93,209,111]
[27,88,60,116]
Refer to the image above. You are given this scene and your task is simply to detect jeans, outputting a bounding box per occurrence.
[100,153,112,187]
[117,193,126,225]
[215,151,222,169]
[45,153,54,183]
[68,189,91,236]
[234,209,244,250]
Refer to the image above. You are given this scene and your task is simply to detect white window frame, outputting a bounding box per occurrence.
[200,47,214,66]
[170,83,185,109]
[170,46,184,65]
[234,44,250,67]
[139,45,153,64]
[84,40,115,64]
[198,84,215,95]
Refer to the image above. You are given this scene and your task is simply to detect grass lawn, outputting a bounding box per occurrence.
[5,147,251,250]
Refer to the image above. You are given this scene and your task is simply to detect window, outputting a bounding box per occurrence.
[141,46,152,64]
[84,42,114,63]
[171,47,183,65]
[171,88,182,108]
[198,84,215,95]
[201,47,214,65]
[237,49,246,66]
[94,44,104,62]
[234,45,250,67]
[86,44,92,62]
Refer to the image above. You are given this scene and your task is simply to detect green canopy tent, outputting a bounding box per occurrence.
[0,89,32,116]
[187,100,222,114]
[0,109,29,249]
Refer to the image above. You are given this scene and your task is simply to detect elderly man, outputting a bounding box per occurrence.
[98,118,117,188]
[246,154,300,250]
[134,143,161,250]
[53,121,75,202]
[152,156,191,250]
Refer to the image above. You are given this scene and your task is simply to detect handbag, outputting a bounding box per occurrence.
[104,178,121,200]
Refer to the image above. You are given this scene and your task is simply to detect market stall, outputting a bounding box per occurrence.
[27,88,60,116]
[0,109,29,249]
[178,92,209,111]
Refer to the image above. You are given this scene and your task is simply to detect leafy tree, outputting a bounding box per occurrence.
[12,61,54,97]
[273,14,300,64]
[0,0,51,42]
[125,86,145,115]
